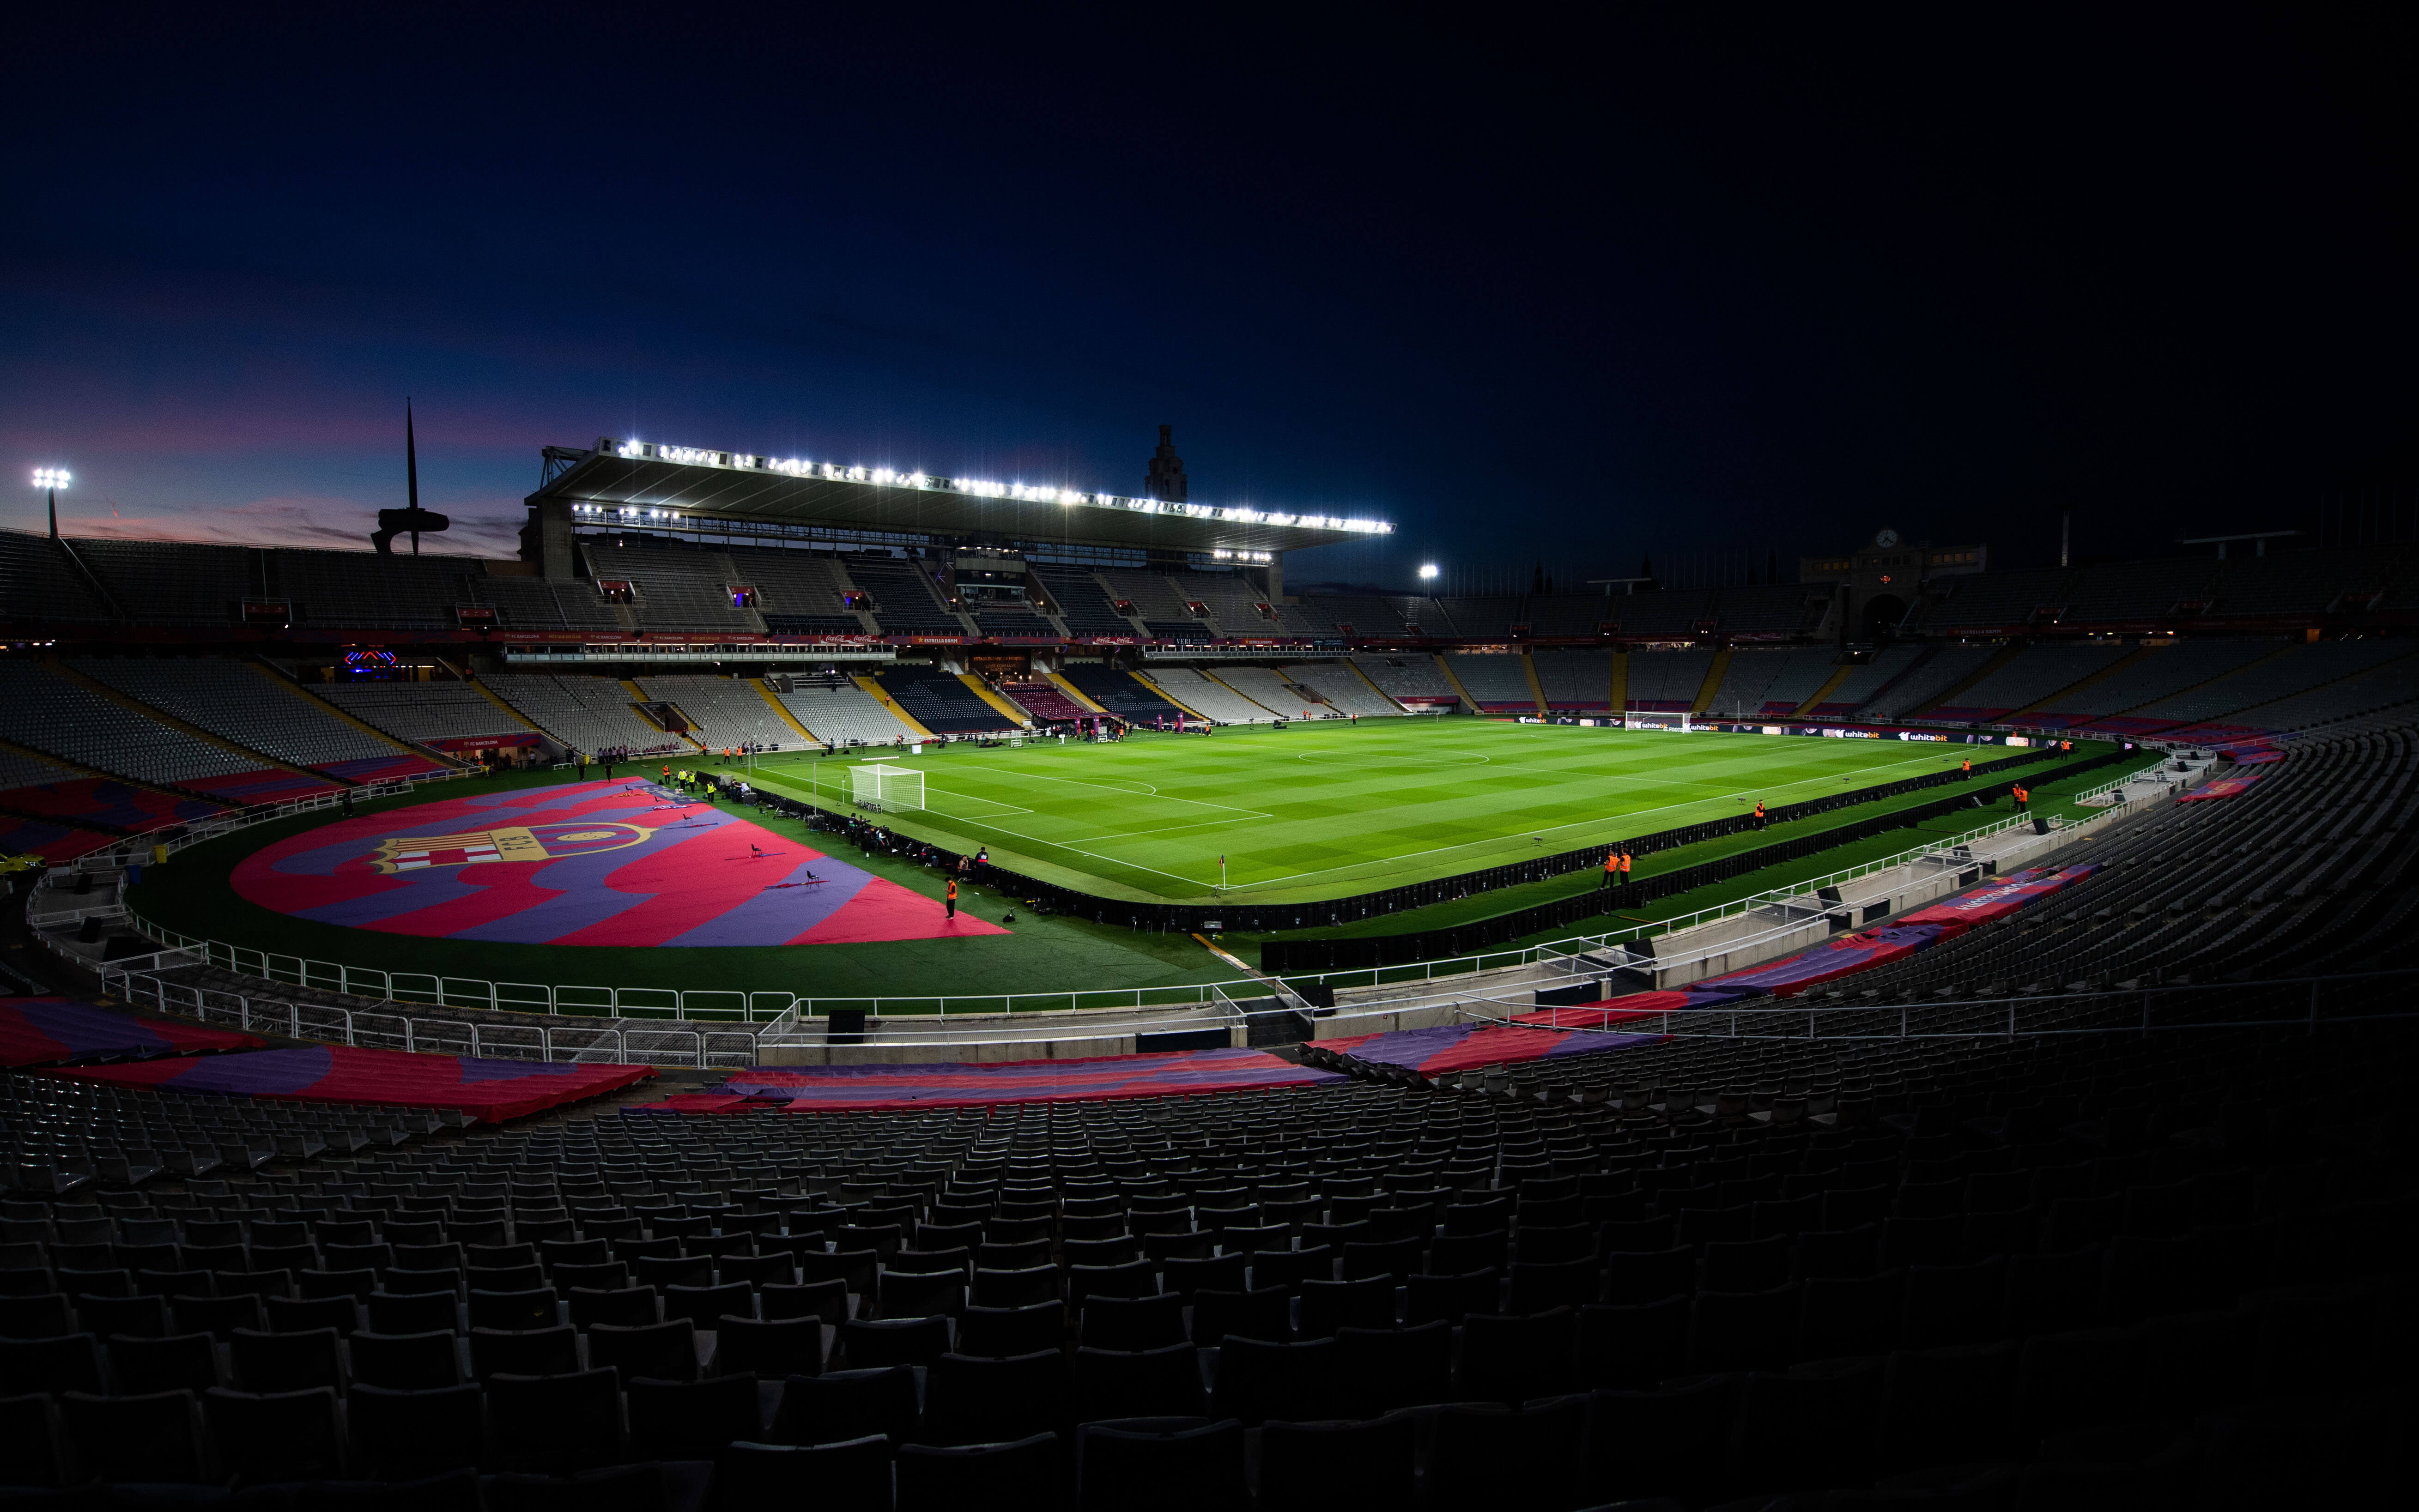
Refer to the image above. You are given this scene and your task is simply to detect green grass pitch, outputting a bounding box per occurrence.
[744,719,1994,905]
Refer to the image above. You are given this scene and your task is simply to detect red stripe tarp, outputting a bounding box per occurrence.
[0,997,265,1068]
[39,1045,653,1122]
[703,1047,1344,1112]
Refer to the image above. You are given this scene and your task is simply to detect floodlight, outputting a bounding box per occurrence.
[31,469,70,490]
[1419,563,1439,580]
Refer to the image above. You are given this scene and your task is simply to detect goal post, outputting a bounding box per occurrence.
[848,763,923,813]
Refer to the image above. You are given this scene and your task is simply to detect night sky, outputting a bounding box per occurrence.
[7,7,2409,589]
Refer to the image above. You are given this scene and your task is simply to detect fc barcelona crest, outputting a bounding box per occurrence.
[369,821,658,874]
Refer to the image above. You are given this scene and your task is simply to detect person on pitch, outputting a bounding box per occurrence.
[1961,756,1971,776]
[1753,799,1767,831]
[2013,783,2030,813]
[945,877,959,919]
[1600,848,1619,891]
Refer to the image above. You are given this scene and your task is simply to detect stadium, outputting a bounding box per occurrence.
[4,423,2413,1506]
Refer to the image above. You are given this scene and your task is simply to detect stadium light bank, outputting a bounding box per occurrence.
[602,438,1394,537]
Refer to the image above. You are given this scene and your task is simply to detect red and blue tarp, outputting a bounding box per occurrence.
[183,769,342,805]
[702,1047,1343,1111]
[1695,924,1948,998]
[0,998,265,1068]
[2178,775,2262,802]
[1313,997,1717,1077]
[0,815,115,862]
[1892,864,2102,938]
[232,779,1006,946]
[0,776,225,832]
[38,1045,653,1122]
[314,754,448,783]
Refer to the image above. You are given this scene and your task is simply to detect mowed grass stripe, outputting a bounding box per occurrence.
[753,721,1988,903]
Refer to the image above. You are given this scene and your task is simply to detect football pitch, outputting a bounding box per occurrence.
[744,720,1994,906]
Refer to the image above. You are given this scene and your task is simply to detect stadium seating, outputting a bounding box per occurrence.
[1522,594,1617,638]
[633,677,804,752]
[768,680,920,747]
[2126,640,2415,735]
[843,557,967,636]
[1918,567,2073,632]
[1028,565,1138,639]
[0,531,115,623]
[1708,645,1837,717]
[71,540,253,625]
[1611,588,1716,638]
[2026,640,2286,728]
[1319,596,1417,639]
[1861,645,1996,721]
[1812,643,1922,715]
[1279,662,1405,717]
[1097,572,1198,631]
[1137,668,1278,725]
[1209,666,1320,719]
[1349,654,1456,704]
[2205,547,2382,620]
[1713,583,1827,636]
[463,576,625,632]
[872,671,1008,734]
[994,680,1088,723]
[581,543,766,634]
[480,674,687,758]
[726,549,876,634]
[314,682,536,747]
[2059,558,2221,625]
[72,660,412,774]
[1624,647,1715,712]
[1927,642,2132,723]
[1530,649,1613,712]
[1058,665,1189,723]
[1433,598,1523,639]
[0,663,297,792]
[1162,570,1279,636]
[1443,653,1536,713]
[277,551,469,631]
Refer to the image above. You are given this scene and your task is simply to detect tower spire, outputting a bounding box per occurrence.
[406,399,420,556]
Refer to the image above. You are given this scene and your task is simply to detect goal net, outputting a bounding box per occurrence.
[848,763,923,813]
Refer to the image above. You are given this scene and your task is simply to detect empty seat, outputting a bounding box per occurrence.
[921,1349,1071,1446]
[204,1385,344,1483]
[1076,1417,1245,1512]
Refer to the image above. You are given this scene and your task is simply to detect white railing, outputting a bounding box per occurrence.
[97,959,737,1068]
[72,770,464,872]
[2073,758,2180,805]
[1445,971,2419,1045]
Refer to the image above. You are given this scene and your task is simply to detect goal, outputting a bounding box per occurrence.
[848,763,923,813]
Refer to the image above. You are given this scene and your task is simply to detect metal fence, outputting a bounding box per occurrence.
[1454,971,2419,1043]
[98,953,761,1068]
[72,770,464,873]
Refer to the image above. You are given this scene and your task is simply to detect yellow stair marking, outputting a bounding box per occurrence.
[1691,647,1732,714]
[1045,671,1109,712]
[854,675,935,739]
[1133,670,1210,723]
[251,664,461,768]
[45,659,341,787]
[754,678,820,744]
[959,672,1034,726]
[2008,643,2159,720]
[1434,655,1481,714]
[1795,662,1854,716]
[1520,653,1549,714]
[1609,649,1628,714]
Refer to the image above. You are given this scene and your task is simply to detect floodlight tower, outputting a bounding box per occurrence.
[31,468,70,539]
